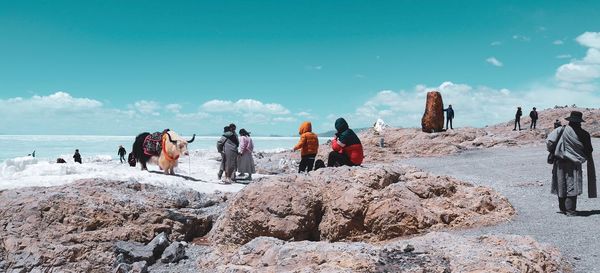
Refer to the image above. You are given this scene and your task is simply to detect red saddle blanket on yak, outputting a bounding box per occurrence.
[143,132,163,156]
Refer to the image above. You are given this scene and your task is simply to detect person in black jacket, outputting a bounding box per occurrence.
[513,107,522,131]
[73,149,82,164]
[529,107,538,129]
[118,145,127,163]
[443,104,454,130]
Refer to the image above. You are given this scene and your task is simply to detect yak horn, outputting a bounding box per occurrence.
[187,134,196,143]
[166,132,177,144]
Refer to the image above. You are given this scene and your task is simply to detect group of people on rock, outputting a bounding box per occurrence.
[217,123,255,183]
[513,106,539,131]
[291,118,364,173]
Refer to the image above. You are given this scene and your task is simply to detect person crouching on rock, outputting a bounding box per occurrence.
[293,121,319,172]
[546,111,596,216]
[327,118,364,167]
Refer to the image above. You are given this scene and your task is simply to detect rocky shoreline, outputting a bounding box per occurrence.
[2,107,595,272]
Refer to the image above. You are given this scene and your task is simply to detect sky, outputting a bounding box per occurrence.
[1,0,600,135]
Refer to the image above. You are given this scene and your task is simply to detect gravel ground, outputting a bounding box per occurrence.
[399,140,600,273]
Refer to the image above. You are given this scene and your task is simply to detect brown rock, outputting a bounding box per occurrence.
[0,179,228,273]
[209,165,515,245]
[421,91,445,133]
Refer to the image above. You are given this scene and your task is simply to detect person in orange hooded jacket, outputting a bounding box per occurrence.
[328,118,363,167]
[293,121,319,172]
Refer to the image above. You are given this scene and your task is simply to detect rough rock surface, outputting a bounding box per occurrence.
[421,91,445,133]
[256,107,600,174]
[197,232,569,273]
[209,165,515,245]
[0,179,228,273]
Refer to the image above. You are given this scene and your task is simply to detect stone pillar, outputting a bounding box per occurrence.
[421,91,444,133]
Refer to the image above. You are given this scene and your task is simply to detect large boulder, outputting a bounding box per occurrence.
[0,179,228,273]
[421,91,445,133]
[208,165,515,245]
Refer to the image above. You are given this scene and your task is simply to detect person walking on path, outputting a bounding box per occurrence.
[327,118,364,167]
[73,149,82,164]
[529,107,538,129]
[237,129,255,180]
[513,107,522,131]
[293,121,319,173]
[443,104,454,130]
[546,111,597,216]
[217,124,239,183]
[118,145,127,163]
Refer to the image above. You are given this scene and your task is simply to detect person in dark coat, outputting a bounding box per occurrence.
[443,104,454,130]
[546,111,596,216]
[327,118,364,167]
[513,107,522,131]
[118,145,127,163]
[73,149,82,164]
[529,107,538,129]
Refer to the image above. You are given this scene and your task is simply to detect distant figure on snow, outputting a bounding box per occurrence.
[546,111,596,216]
[73,149,82,164]
[513,107,522,131]
[118,145,127,163]
[237,129,255,180]
[328,118,364,167]
[293,121,319,173]
[529,107,538,129]
[28,150,36,157]
[217,124,239,183]
[444,105,454,130]
[554,119,562,129]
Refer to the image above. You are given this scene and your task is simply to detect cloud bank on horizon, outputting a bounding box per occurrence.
[2,31,600,136]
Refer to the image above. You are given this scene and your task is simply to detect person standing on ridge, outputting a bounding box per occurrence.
[327,118,364,167]
[529,107,538,129]
[546,111,596,216]
[293,121,319,173]
[513,107,522,131]
[118,145,127,163]
[73,149,82,164]
[444,104,454,130]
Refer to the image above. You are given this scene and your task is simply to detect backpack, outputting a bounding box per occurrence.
[314,159,326,170]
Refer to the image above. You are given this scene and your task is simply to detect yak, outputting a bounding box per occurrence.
[132,130,195,175]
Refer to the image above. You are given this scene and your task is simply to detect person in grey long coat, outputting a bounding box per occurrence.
[217,124,239,183]
[546,111,596,216]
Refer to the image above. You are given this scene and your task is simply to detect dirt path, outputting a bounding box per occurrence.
[399,140,600,273]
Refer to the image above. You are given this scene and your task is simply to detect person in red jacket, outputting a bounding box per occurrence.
[328,118,364,167]
[293,121,319,172]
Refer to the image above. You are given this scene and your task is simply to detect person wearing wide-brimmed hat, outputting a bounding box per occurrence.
[546,111,596,216]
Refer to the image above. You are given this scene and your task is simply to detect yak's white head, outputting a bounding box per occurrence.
[164,131,195,158]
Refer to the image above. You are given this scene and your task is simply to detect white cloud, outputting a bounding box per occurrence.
[351,80,600,129]
[201,99,290,115]
[553,40,564,45]
[305,65,323,70]
[555,32,600,83]
[556,54,572,59]
[486,57,503,67]
[512,35,531,42]
[296,111,313,118]
[490,41,502,46]
[272,117,297,123]
[575,32,600,49]
[0,91,102,113]
[165,103,182,113]
[132,100,160,116]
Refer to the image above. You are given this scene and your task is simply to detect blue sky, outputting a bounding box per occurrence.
[1,1,600,135]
